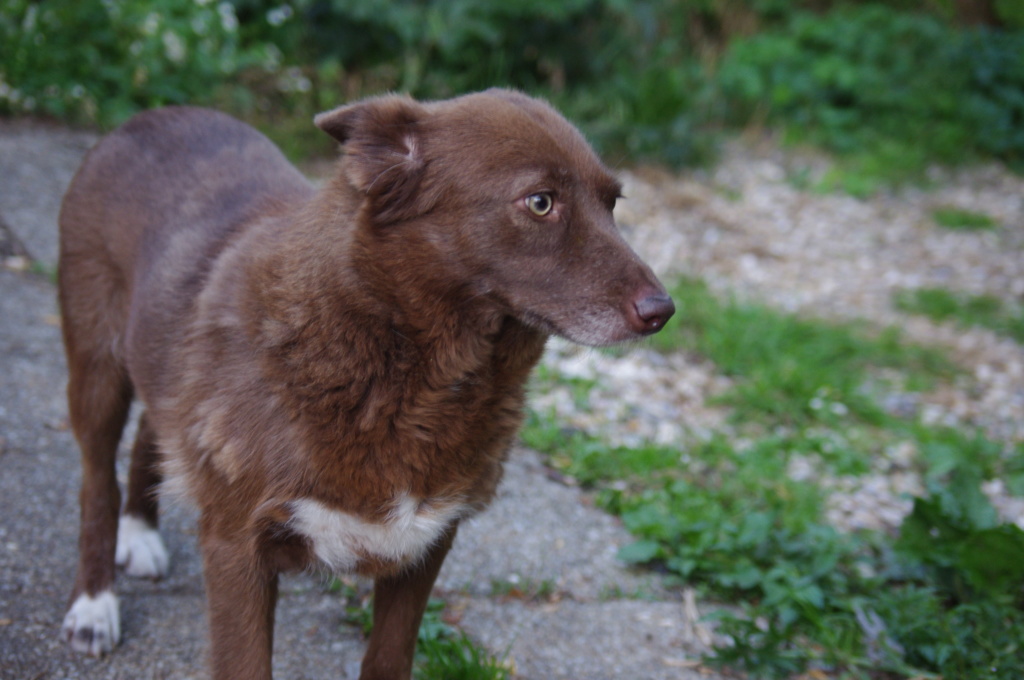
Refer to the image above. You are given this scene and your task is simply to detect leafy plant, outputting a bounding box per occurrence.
[898,494,1024,598]
[716,4,1024,186]
[527,403,1024,677]
[336,587,508,680]
[898,425,1024,597]
[417,629,511,680]
[415,600,510,680]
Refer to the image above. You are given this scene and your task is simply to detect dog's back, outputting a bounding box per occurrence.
[59,107,311,375]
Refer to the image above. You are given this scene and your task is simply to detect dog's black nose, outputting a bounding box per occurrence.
[633,293,675,334]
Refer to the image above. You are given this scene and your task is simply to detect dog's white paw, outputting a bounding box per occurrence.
[62,590,120,657]
[115,515,170,578]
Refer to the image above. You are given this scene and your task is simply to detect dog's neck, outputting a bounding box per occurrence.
[235,184,547,510]
[245,179,547,410]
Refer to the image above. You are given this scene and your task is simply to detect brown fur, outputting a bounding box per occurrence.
[58,89,673,679]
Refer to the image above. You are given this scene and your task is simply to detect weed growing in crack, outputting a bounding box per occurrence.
[489,577,557,603]
[332,581,509,680]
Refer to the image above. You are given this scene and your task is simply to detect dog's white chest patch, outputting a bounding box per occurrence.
[288,494,465,572]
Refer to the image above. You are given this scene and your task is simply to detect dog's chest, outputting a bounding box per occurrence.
[287,494,467,572]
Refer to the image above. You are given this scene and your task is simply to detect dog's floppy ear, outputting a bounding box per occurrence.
[315,95,428,225]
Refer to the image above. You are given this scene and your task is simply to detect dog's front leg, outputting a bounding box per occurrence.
[200,528,279,680]
[358,524,457,680]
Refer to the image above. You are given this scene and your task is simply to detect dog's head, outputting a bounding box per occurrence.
[315,89,674,347]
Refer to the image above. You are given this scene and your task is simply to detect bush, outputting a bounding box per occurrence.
[4,0,1024,174]
[0,0,267,126]
[225,0,718,163]
[235,0,613,94]
[716,5,1024,174]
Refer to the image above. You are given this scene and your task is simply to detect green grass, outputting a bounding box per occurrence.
[416,631,511,680]
[650,277,952,427]
[523,275,1024,679]
[931,207,999,231]
[810,140,934,199]
[894,287,1024,344]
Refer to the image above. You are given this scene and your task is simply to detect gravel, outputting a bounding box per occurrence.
[600,139,1024,531]
[617,142,1024,446]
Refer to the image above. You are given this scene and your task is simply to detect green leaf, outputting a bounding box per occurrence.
[897,496,966,567]
[1008,470,1024,497]
[941,471,999,531]
[617,539,662,564]
[957,524,1024,594]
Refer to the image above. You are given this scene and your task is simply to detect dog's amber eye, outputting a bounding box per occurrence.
[525,193,554,217]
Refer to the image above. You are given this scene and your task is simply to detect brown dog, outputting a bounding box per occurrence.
[57,89,674,679]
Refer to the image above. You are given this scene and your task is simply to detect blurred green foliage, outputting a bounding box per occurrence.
[0,0,264,124]
[717,5,1024,176]
[2,0,1023,175]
